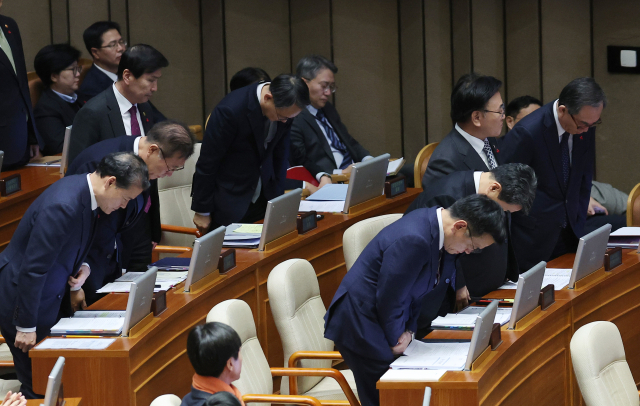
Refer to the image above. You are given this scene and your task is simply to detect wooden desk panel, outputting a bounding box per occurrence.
[26,398,82,406]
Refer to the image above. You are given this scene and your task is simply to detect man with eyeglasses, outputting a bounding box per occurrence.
[500,77,607,270]
[289,55,373,189]
[66,120,196,304]
[192,75,309,234]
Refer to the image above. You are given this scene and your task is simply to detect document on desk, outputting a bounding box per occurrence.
[50,317,124,336]
[498,268,572,290]
[223,223,262,248]
[380,369,446,382]
[608,227,640,248]
[73,310,126,318]
[299,200,345,213]
[432,306,511,329]
[390,340,469,370]
[37,338,116,350]
[305,184,349,201]
[387,158,405,176]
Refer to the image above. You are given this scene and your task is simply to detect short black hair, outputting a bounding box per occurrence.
[296,55,338,80]
[451,73,503,124]
[117,44,168,80]
[505,95,542,119]
[95,152,150,190]
[270,74,310,109]
[34,44,81,87]
[83,21,121,55]
[146,120,196,159]
[187,322,241,378]
[204,392,242,406]
[490,163,537,214]
[230,67,271,92]
[559,77,607,115]
[448,194,506,244]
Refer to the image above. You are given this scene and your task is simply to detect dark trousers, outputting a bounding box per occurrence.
[0,322,46,399]
[240,192,268,224]
[335,342,392,406]
[549,225,579,262]
[123,214,153,272]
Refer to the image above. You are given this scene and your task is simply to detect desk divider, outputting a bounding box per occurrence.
[347,195,387,215]
[509,306,542,331]
[573,267,607,290]
[471,345,492,371]
[263,230,298,251]
[175,269,225,294]
[128,312,155,337]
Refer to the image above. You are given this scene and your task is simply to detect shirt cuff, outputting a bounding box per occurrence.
[332,169,342,175]
[316,172,331,182]
[362,155,374,162]
[197,212,210,216]
[16,326,36,333]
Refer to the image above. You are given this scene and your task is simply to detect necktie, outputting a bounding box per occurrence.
[128,105,141,136]
[0,27,16,74]
[315,109,353,169]
[560,132,571,227]
[482,139,498,169]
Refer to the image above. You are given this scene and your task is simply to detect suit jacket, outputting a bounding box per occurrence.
[0,15,43,168]
[191,83,292,226]
[0,175,96,330]
[34,88,82,155]
[405,171,519,297]
[422,127,500,187]
[324,208,456,361]
[69,85,154,164]
[499,101,594,271]
[289,102,370,176]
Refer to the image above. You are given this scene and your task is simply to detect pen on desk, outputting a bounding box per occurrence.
[45,159,61,165]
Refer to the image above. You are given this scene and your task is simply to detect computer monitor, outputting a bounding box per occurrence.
[464,300,498,371]
[60,126,71,175]
[508,261,546,330]
[42,356,65,406]
[343,154,390,213]
[184,226,226,292]
[122,267,157,337]
[258,188,303,251]
[568,224,611,289]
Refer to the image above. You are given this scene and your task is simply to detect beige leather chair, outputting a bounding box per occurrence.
[267,259,358,401]
[149,394,181,406]
[342,214,402,271]
[414,142,439,189]
[206,299,359,406]
[570,321,640,406]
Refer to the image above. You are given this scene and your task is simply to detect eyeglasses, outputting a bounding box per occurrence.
[319,81,337,94]
[62,65,83,76]
[100,40,127,50]
[468,232,482,254]
[569,113,602,130]
[483,106,505,117]
[158,147,185,172]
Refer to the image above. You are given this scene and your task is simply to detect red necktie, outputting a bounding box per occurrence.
[129,105,141,136]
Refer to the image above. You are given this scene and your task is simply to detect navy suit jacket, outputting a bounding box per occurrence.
[499,101,594,271]
[191,83,292,226]
[324,208,456,361]
[0,175,95,330]
[0,15,43,168]
[180,388,218,406]
[289,103,370,176]
[69,85,155,164]
[422,127,501,187]
[34,88,81,155]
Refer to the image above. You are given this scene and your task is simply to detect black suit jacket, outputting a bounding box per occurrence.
[0,15,43,168]
[34,88,81,155]
[422,127,500,187]
[290,102,370,176]
[405,170,519,297]
[69,85,154,164]
[191,83,292,226]
[499,101,594,271]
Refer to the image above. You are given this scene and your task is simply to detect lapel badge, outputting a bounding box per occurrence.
[4,25,7,28]
[146,118,149,122]
[142,112,146,116]
[580,136,583,140]
[496,149,500,153]
[7,31,10,34]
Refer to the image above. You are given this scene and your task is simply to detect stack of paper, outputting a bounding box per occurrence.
[148,257,190,271]
[608,227,640,249]
[432,306,511,330]
[97,271,188,293]
[223,223,263,248]
[390,340,469,370]
[387,158,405,176]
[299,184,348,213]
[50,317,125,336]
[498,268,572,290]
[37,338,116,350]
[380,369,445,382]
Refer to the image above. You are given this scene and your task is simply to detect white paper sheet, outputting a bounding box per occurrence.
[37,338,115,350]
[299,200,345,213]
[96,282,136,293]
[390,340,469,370]
[610,227,640,236]
[432,306,511,329]
[50,317,124,335]
[498,268,572,290]
[387,158,404,176]
[73,311,126,318]
[380,369,445,382]
[305,184,349,201]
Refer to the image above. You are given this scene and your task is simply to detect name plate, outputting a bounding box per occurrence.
[219,249,236,274]
[384,174,406,198]
[604,247,622,271]
[0,173,21,196]
[297,211,318,234]
[539,284,555,310]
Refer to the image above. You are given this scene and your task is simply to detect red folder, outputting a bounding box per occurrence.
[287,166,319,187]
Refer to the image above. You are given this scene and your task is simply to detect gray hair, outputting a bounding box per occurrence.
[146,119,196,159]
[296,55,338,80]
[559,77,607,115]
[96,152,150,190]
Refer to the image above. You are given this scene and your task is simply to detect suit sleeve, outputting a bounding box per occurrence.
[289,120,327,177]
[34,103,66,155]
[69,106,101,166]
[576,133,595,235]
[376,236,431,347]
[422,155,460,187]
[272,128,290,194]
[191,105,238,213]
[150,181,161,243]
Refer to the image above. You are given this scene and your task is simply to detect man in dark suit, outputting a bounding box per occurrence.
[405,164,536,329]
[499,78,606,270]
[422,73,505,187]
[191,75,309,233]
[0,7,43,169]
[0,152,149,398]
[290,55,372,188]
[66,120,195,297]
[69,44,168,163]
[324,195,505,406]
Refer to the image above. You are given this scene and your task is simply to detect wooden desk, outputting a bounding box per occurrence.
[0,165,60,252]
[25,398,81,406]
[378,250,640,406]
[30,189,420,406]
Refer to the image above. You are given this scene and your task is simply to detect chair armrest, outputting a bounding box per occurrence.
[0,361,14,368]
[189,125,203,141]
[243,394,323,406]
[270,367,360,406]
[0,335,5,344]
[161,224,202,237]
[288,351,343,368]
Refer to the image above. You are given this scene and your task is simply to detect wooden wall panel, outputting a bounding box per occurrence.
[289,1,332,73]
[109,0,128,43]
[1,0,51,71]
[50,0,69,44]
[505,0,541,103]
[332,0,402,158]
[68,0,108,57]
[471,0,504,81]
[201,0,226,116]
[451,0,472,81]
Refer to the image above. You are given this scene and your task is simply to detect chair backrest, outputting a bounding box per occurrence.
[267,259,333,394]
[343,214,402,271]
[206,300,273,400]
[158,143,201,247]
[570,321,639,406]
[627,182,640,226]
[414,142,439,189]
[26,58,93,109]
[149,394,181,406]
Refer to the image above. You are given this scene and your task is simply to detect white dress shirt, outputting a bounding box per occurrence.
[112,83,145,136]
[455,123,491,169]
[473,171,482,193]
[94,63,118,83]
[436,207,444,250]
[553,99,573,165]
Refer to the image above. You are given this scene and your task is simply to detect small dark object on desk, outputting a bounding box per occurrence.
[384,174,406,198]
[151,290,167,316]
[538,284,555,310]
[0,173,21,196]
[297,211,318,234]
[604,247,622,272]
[219,249,236,274]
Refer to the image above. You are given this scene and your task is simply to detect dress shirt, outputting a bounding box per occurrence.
[133,136,141,155]
[51,89,78,103]
[436,207,444,250]
[0,26,16,73]
[552,99,573,165]
[473,171,482,193]
[112,83,145,136]
[455,123,490,169]
[93,63,118,82]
